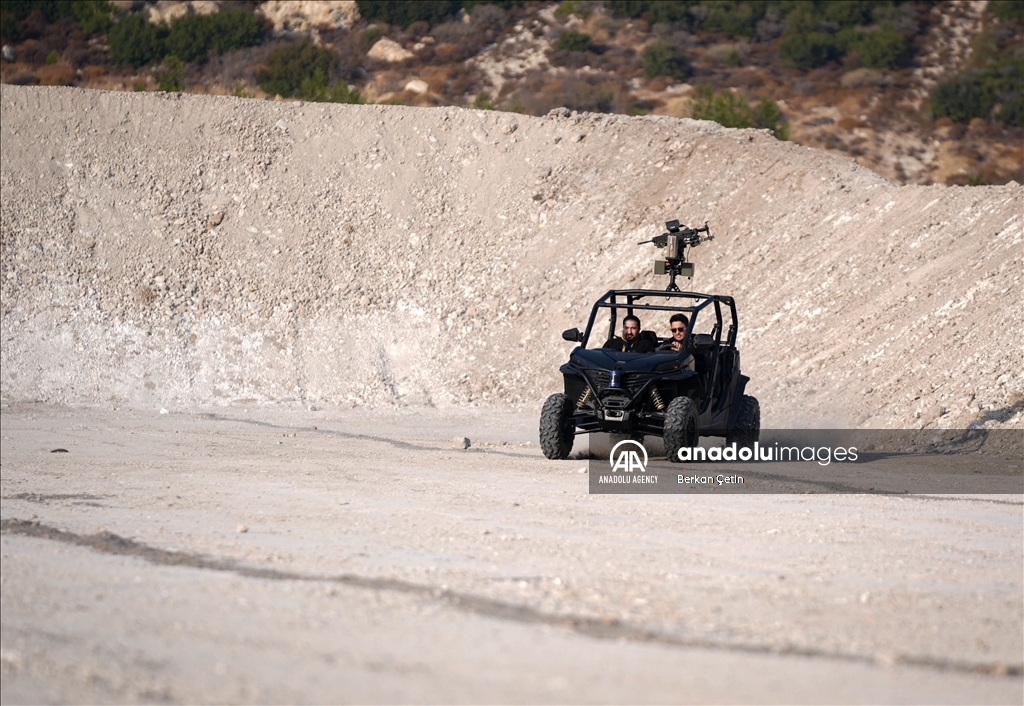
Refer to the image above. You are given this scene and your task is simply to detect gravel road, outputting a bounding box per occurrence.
[2,404,1020,703]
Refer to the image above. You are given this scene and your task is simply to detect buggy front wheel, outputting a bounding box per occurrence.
[539,393,576,459]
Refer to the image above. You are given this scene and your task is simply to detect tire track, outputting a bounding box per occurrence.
[2,517,1019,679]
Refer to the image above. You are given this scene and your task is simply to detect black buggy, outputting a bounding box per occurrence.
[539,220,760,461]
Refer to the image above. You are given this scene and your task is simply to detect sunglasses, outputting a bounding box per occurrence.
[671,327,686,333]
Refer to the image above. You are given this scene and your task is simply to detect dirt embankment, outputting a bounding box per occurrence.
[1,85,1021,428]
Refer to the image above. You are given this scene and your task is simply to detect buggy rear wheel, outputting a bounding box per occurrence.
[727,395,760,448]
[664,396,699,463]
[539,393,576,459]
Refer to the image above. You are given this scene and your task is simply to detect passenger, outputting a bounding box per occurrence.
[660,313,689,352]
[602,315,655,353]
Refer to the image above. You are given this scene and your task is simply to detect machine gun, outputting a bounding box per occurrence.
[638,220,713,291]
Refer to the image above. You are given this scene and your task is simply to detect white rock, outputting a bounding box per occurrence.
[368,38,414,63]
[404,80,429,95]
[259,0,359,33]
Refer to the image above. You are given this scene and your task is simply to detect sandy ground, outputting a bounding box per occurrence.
[1,403,1021,703]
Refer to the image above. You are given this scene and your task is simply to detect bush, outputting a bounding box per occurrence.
[108,8,262,68]
[73,0,113,36]
[165,9,264,64]
[930,58,1024,127]
[689,85,788,139]
[691,84,750,128]
[536,76,634,114]
[701,1,766,38]
[855,26,908,69]
[2,2,111,42]
[779,31,841,68]
[752,96,789,140]
[929,71,992,123]
[355,0,460,28]
[996,89,1024,128]
[108,13,167,68]
[154,55,182,92]
[256,40,362,104]
[297,70,364,103]
[988,0,1024,22]
[606,1,691,24]
[554,1,577,18]
[642,40,691,79]
[257,40,334,97]
[165,13,218,64]
[556,30,592,52]
[467,3,506,33]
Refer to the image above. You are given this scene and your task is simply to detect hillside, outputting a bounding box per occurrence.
[1,85,1021,429]
[1,1,1022,187]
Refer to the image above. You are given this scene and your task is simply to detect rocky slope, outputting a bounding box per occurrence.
[1,85,1021,428]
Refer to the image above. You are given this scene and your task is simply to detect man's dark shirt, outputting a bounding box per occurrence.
[602,336,654,353]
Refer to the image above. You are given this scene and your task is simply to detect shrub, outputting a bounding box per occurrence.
[606,1,691,25]
[988,0,1024,22]
[298,70,364,103]
[472,92,494,109]
[256,40,335,97]
[154,55,183,92]
[554,1,577,18]
[930,58,1024,127]
[855,26,908,69]
[752,96,789,140]
[256,41,363,104]
[165,13,217,64]
[165,9,264,64]
[929,71,992,123]
[355,0,460,28]
[779,31,841,68]
[642,40,691,79]
[108,8,262,68]
[691,84,750,128]
[467,3,506,33]
[556,30,592,52]
[996,94,1024,127]
[689,85,788,139]
[707,42,747,66]
[361,26,383,50]
[73,0,113,36]
[1,0,111,36]
[108,13,167,68]
[44,48,59,64]
[701,1,766,38]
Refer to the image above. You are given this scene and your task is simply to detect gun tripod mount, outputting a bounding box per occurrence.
[638,220,713,292]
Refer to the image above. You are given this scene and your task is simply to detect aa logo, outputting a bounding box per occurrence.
[609,439,648,473]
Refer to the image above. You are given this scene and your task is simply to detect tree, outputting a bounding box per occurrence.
[107,13,167,68]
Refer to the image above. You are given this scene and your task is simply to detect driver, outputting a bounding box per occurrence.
[602,315,654,353]
[660,313,689,352]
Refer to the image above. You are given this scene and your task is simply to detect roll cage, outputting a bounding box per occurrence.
[573,289,738,353]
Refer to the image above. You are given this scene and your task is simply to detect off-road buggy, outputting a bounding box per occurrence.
[539,220,759,461]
